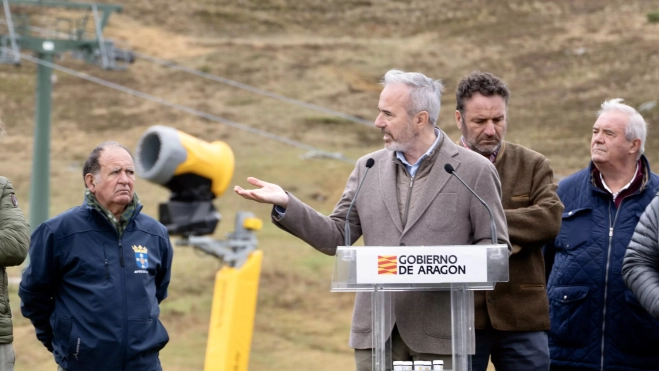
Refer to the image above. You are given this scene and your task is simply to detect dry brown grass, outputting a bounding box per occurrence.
[3,1,659,370]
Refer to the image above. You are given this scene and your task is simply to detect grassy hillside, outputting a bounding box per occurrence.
[2,1,659,370]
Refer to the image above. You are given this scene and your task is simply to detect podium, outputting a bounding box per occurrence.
[331,244,509,371]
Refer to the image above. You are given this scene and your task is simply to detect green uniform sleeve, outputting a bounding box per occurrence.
[0,177,30,266]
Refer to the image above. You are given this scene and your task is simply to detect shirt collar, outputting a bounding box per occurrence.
[395,127,442,169]
[599,162,640,201]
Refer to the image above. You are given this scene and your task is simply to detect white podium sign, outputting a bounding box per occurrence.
[355,245,488,284]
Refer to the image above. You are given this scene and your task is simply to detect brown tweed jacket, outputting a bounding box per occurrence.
[273,132,510,354]
[470,141,563,331]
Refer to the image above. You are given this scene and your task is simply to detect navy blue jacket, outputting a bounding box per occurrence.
[19,200,173,371]
[545,157,659,371]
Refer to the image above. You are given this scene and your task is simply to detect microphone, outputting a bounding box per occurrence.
[444,163,499,247]
[344,158,375,246]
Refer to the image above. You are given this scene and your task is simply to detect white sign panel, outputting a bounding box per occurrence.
[355,245,488,284]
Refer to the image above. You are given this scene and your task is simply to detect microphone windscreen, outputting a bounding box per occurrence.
[366,158,375,168]
[444,163,455,174]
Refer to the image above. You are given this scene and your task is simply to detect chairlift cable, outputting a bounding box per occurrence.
[0,47,356,164]
[0,18,373,128]
[0,15,374,126]
[131,51,374,127]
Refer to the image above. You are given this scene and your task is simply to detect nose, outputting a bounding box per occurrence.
[374,112,386,129]
[483,121,496,136]
[592,131,604,144]
[117,171,130,184]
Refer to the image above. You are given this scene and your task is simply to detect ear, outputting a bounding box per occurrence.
[630,138,641,155]
[455,110,463,130]
[85,173,96,192]
[415,111,429,127]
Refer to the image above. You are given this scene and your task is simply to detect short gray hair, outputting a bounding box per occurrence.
[381,69,444,126]
[82,141,133,187]
[597,98,647,158]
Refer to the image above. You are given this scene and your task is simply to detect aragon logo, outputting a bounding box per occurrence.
[378,255,397,275]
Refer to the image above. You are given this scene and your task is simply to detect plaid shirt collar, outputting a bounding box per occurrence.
[84,189,140,237]
[459,136,500,163]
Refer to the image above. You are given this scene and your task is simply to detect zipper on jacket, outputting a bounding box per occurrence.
[119,237,129,371]
[598,186,645,370]
[402,175,415,228]
[119,242,125,267]
[2,267,10,317]
[600,201,621,371]
[102,245,109,279]
[118,209,141,371]
[89,205,141,370]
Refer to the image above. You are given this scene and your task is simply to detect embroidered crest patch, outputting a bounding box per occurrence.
[132,245,148,269]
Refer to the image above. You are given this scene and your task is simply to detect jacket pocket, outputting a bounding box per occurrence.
[127,316,169,367]
[617,291,659,354]
[556,208,592,250]
[424,193,457,232]
[52,317,72,366]
[548,285,590,347]
[351,294,372,333]
[423,292,451,339]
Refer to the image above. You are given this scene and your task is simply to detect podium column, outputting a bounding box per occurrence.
[451,284,475,370]
[372,286,392,371]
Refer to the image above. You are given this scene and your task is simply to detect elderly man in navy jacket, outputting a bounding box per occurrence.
[545,99,659,370]
[19,141,174,371]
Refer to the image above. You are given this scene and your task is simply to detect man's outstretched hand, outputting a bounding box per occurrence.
[234,177,289,208]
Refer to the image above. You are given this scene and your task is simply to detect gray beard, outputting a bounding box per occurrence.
[471,142,500,157]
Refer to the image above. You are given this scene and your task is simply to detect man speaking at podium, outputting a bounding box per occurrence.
[235,69,510,370]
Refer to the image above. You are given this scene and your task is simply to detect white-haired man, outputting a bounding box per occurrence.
[235,69,510,371]
[545,99,659,370]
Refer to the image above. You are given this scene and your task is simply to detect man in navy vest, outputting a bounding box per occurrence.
[545,99,659,370]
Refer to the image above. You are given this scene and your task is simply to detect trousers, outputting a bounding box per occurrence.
[0,343,15,371]
[471,328,549,371]
[354,325,453,371]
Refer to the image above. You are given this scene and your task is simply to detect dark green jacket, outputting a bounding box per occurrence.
[0,176,29,343]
